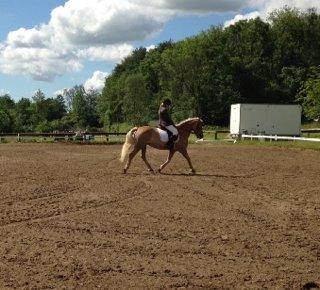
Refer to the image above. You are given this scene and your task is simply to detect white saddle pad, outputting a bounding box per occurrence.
[155,128,169,142]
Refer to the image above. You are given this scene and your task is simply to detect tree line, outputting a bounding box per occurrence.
[1,8,320,133]
[0,87,100,133]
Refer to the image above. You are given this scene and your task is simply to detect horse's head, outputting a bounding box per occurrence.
[177,117,204,139]
[194,118,203,139]
[193,118,204,139]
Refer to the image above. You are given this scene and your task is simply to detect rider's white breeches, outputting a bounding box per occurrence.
[165,125,178,136]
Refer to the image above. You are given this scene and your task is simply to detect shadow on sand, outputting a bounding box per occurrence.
[160,172,253,178]
[123,171,254,178]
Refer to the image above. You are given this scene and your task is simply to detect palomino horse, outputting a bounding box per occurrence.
[120,117,204,174]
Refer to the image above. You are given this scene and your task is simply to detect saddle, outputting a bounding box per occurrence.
[158,126,178,149]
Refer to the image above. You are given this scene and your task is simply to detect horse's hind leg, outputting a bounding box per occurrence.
[141,146,154,173]
[123,146,140,174]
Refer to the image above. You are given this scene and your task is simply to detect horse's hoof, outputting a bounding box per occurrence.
[148,169,155,174]
[158,168,162,174]
[189,169,196,175]
[123,169,127,174]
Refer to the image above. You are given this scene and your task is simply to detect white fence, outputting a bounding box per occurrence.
[241,134,320,142]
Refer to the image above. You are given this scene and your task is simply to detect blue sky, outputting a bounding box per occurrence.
[0,0,318,100]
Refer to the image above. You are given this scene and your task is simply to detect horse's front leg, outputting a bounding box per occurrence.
[180,149,196,174]
[158,150,175,173]
[141,146,154,173]
[123,146,140,174]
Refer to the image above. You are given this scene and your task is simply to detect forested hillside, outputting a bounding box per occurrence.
[101,8,320,126]
[1,8,320,132]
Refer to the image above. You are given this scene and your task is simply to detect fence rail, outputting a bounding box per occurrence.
[301,128,320,137]
[0,132,127,142]
[0,132,127,137]
[203,130,229,140]
[242,134,320,142]
[0,128,319,142]
[0,130,227,138]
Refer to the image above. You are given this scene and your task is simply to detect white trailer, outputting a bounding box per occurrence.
[230,104,302,136]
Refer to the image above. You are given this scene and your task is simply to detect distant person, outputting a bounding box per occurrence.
[158,98,178,149]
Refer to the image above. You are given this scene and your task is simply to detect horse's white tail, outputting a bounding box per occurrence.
[120,127,138,163]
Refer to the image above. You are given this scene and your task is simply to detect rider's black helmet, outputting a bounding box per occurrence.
[163,98,172,106]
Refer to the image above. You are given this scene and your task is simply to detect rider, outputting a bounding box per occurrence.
[158,98,178,149]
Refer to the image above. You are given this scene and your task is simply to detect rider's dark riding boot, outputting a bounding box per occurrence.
[166,135,177,150]
[167,138,174,150]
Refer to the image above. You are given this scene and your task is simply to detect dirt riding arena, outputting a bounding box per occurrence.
[0,143,319,289]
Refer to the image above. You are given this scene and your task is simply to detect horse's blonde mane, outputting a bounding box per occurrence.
[176,117,200,126]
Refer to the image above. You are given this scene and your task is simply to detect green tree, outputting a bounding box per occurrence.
[46,95,66,121]
[70,86,99,129]
[99,75,125,126]
[15,98,32,131]
[0,110,12,132]
[0,94,15,111]
[123,73,150,125]
[97,8,320,126]
[29,89,47,125]
[0,94,15,132]
[35,120,53,133]
[71,86,88,128]
[298,66,320,120]
[114,47,147,76]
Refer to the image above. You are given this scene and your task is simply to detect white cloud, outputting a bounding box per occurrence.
[1,0,320,82]
[224,0,320,28]
[77,44,133,61]
[268,0,320,17]
[54,88,69,96]
[49,0,169,45]
[253,0,320,16]
[84,70,109,92]
[0,0,256,82]
[0,0,154,82]
[146,44,156,51]
[224,11,261,27]
[136,0,250,13]
[7,26,52,48]
[55,71,108,95]
[0,45,82,81]
[0,89,10,96]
